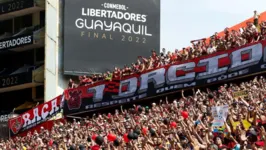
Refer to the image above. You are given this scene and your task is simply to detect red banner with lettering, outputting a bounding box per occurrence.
[64,40,266,115]
[8,95,62,136]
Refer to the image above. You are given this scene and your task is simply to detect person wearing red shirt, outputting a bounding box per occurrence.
[153,56,160,68]
[170,52,177,63]
[224,27,231,42]
[83,75,93,85]
[151,49,157,60]
[214,32,221,41]
[260,21,266,40]
[113,67,121,79]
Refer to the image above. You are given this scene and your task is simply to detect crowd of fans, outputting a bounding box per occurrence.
[2,11,266,150]
[3,75,266,149]
[68,11,266,89]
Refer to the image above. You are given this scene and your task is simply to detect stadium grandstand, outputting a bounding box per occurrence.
[0,0,45,139]
[1,0,266,149]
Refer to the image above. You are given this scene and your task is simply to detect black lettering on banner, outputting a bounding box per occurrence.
[239,69,249,75]
[207,78,217,83]
[261,64,266,69]
[228,72,238,78]
[218,75,227,81]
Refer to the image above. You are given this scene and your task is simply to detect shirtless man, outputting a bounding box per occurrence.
[231,30,241,48]
[253,10,260,28]
[147,56,154,70]
[224,27,232,43]
[245,21,258,43]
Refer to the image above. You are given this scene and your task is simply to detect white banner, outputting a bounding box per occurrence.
[211,105,229,126]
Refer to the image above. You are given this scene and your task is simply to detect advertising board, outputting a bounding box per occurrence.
[8,96,62,136]
[63,0,160,74]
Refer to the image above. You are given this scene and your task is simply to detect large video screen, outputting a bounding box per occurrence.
[63,0,160,75]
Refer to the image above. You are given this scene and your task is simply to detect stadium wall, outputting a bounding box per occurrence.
[45,0,68,102]
[57,0,69,98]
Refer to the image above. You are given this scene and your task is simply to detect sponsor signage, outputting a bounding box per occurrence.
[0,72,32,88]
[0,0,34,15]
[8,96,62,136]
[0,34,33,51]
[63,0,160,74]
[64,40,266,115]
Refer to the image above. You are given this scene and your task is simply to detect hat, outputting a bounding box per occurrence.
[87,136,91,142]
[232,144,241,150]
[255,141,265,147]
[91,145,100,150]
[113,139,120,147]
[210,144,218,150]
[132,133,138,140]
[95,136,104,146]
[145,106,149,113]
[208,94,214,99]
[79,145,86,150]
[134,128,141,135]
[149,129,156,137]
[52,141,58,146]
[137,106,143,113]
[179,134,187,141]
[163,118,170,125]
[249,130,257,136]
[69,145,75,150]
[127,132,135,140]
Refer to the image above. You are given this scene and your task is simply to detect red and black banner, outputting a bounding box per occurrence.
[63,40,266,115]
[8,95,62,136]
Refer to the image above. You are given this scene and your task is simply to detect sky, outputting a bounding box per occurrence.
[160,0,266,51]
